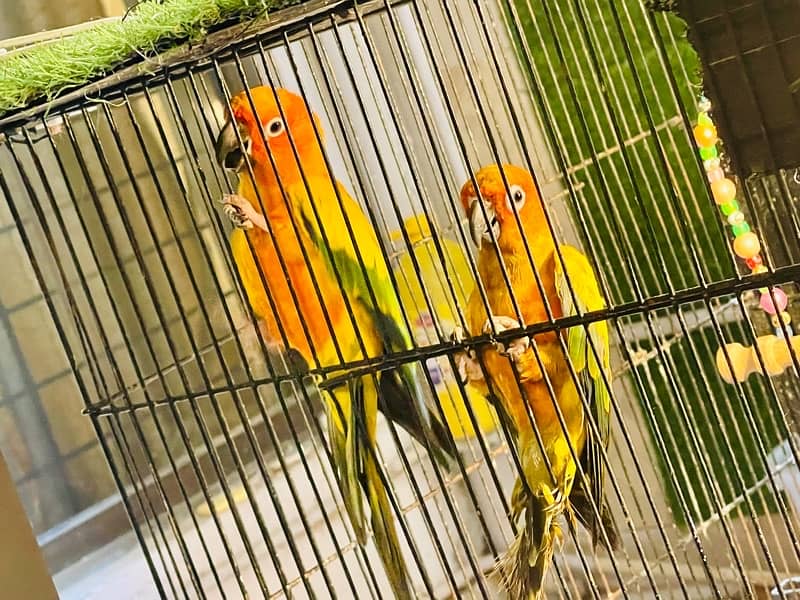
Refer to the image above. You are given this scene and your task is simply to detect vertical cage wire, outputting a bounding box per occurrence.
[1,0,799,598]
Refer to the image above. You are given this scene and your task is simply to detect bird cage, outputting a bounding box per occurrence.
[1,1,800,599]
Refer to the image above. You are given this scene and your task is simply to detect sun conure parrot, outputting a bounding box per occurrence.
[456,164,619,598]
[214,86,456,599]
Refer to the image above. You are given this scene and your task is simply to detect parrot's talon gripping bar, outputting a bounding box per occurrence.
[221,193,270,232]
[222,202,254,230]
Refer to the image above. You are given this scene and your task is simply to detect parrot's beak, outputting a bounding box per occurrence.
[215,118,251,172]
[468,198,499,248]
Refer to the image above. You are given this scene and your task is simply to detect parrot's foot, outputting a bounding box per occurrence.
[450,326,483,383]
[222,194,268,232]
[483,316,530,361]
[222,202,253,230]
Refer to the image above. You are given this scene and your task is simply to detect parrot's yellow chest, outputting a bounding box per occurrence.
[467,246,585,481]
[469,247,562,346]
[230,179,351,365]
[230,170,382,369]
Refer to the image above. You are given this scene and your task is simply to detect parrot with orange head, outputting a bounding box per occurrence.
[214,86,455,599]
[456,164,619,598]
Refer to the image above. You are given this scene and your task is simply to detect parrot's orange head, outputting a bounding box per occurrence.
[460,164,545,252]
[215,86,326,184]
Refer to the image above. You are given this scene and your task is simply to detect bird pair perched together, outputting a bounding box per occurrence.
[214,86,617,599]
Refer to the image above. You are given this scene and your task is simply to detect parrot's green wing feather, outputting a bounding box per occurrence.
[553,245,613,547]
[290,180,409,348]
[292,182,455,463]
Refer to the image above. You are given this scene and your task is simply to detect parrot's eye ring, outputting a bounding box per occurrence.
[266,117,285,137]
[506,185,526,211]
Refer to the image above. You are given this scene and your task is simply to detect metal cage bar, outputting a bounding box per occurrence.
[2,0,800,599]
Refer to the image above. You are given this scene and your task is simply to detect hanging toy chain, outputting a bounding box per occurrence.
[694,96,799,383]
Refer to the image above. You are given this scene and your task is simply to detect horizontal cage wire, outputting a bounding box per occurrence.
[2,0,800,599]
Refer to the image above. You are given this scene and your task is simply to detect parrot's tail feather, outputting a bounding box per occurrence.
[363,447,414,600]
[347,379,368,544]
[570,439,620,552]
[327,377,414,599]
[493,528,543,600]
[585,408,607,544]
[378,368,457,466]
[326,384,367,545]
[528,531,558,598]
[493,483,561,600]
[569,481,621,551]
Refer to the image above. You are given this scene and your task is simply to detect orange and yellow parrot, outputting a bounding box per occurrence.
[457,164,619,598]
[214,86,455,599]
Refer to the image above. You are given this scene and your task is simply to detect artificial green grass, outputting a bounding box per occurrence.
[0,0,299,116]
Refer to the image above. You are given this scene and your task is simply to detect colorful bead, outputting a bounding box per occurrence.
[745,255,762,269]
[760,288,789,315]
[694,95,794,368]
[711,178,737,205]
[699,145,718,160]
[694,124,718,147]
[733,232,760,259]
[731,222,751,236]
[707,167,725,183]
[720,200,739,216]
[727,211,745,226]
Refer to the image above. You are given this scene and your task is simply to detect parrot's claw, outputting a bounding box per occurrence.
[483,315,530,361]
[456,351,483,383]
[450,326,483,383]
[221,194,268,232]
[222,201,254,230]
[449,326,465,345]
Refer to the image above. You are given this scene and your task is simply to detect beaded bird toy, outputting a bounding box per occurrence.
[693,96,800,384]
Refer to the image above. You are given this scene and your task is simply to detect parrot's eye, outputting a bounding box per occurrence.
[506,185,526,211]
[266,117,285,137]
